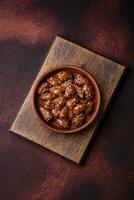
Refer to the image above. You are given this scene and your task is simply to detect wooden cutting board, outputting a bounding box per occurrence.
[10,36,126,164]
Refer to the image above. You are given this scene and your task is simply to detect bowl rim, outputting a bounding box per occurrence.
[32,65,101,134]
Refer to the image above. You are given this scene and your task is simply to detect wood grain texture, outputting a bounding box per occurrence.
[10,36,126,164]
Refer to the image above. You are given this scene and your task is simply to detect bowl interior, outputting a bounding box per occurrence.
[33,65,100,134]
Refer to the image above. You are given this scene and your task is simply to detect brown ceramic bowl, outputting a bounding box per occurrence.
[32,65,101,134]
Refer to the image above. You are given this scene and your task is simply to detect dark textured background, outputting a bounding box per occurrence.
[0,0,134,200]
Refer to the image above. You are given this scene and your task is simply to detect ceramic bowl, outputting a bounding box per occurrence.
[32,65,101,134]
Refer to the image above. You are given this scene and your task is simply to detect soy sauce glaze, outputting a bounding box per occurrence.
[37,70,95,130]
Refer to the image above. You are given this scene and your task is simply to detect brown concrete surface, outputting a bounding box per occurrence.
[0,1,134,200]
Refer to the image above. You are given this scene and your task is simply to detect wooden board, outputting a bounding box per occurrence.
[10,36,126,164]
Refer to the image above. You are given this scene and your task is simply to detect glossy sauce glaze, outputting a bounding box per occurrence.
[36,70,96,130]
